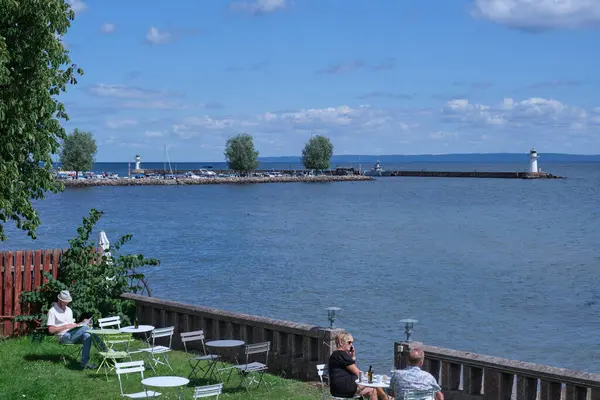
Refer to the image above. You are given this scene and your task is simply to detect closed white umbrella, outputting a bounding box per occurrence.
[98,230,115,280]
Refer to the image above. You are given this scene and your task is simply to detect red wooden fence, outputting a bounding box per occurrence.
[0,249,64,337]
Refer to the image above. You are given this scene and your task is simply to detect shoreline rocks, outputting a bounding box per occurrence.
[62,175,373,187]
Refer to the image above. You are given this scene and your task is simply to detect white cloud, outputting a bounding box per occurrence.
[145,27,172,45]
[472,0,600,30]
[105,119,138,129]
[144,130,166,138]
[89,84,182,99]
[230,0,287,15]
[100,23,116,34]
[67,0,87,13]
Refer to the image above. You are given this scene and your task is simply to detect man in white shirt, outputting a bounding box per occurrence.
[390,348,444,400]
[47,290,97,369]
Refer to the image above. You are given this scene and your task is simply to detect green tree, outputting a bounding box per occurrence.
[0,0,83,241]
[17,209,159,327]
[224,133,260,174]
[60,129,97,178]
[301,135,334,170]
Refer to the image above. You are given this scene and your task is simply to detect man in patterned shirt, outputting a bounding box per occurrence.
[390,348,444,400]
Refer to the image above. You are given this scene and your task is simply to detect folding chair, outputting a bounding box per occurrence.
[61,341,83,365]
[139,326,174,372]
[180,330,220,381]
[193,383,223,399]
[99,316,122,329]
[400,390,437,400]
[114,360,161,398]
[233,341,270,392]
[97,333,133,379]
[317,364,361,399]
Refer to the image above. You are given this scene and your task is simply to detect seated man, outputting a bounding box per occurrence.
[47,290,99,369]
[328,331,388,400]
[390,348,444,400]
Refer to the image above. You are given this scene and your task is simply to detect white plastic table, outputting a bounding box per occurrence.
[357,375,392,399]
[205,340,245,382]
[120,325,154,343]
[142,376,189,399]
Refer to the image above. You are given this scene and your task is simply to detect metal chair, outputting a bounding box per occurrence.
[233,341,270,392]
[400,389,437,400]
[317,363,361,399]
[139,326,174,372]
[98,316,121,329]
[193,383,223,399]
[96,333,133,379]
[180,330,220,381]
[114,360,161,398]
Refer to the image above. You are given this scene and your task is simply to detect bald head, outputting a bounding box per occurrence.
[408,348,425,366]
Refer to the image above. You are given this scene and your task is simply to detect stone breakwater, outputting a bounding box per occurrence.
[62,175,373,187]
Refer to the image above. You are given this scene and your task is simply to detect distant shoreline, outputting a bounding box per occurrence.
[62,175,373,187]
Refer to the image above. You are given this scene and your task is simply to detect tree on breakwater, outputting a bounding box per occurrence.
[60,129,97,179]
[224,133,260,175]
[0,0,83,241]
[302,135,334,170]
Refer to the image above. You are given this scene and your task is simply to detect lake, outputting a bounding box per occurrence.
[2,162,600,374]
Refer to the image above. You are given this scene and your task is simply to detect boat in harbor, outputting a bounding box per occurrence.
[364,160,391,177]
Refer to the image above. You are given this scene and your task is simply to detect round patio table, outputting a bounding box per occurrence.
[142,376,189,400]
[120,325,154,343]
[205,340,245,382]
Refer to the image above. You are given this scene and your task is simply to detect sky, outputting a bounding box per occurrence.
[60,0,600,162]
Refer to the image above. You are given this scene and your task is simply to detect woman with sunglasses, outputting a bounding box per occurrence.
[328,331,389,399]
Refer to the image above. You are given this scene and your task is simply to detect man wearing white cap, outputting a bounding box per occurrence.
[47,290,99,369]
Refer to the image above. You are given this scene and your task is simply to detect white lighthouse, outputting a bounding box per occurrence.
[134,155,141,171]
[529,148,538,173]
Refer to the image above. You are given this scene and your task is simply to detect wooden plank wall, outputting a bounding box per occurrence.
[0,249,63,336]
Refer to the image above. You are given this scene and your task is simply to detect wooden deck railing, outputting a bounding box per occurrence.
[395,341,600,400]
[0,249,64,336]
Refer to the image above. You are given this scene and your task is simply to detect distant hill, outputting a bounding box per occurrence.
[259,153,600,163]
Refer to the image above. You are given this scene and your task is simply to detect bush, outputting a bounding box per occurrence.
[18,209,159,327]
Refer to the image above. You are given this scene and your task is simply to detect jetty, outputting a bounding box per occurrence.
[387,170,563,179]
[61,174,373,187]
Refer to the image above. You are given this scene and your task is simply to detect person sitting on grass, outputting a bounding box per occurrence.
[47,290,102,369]
[328,331,389,400]
[390,347,444,400]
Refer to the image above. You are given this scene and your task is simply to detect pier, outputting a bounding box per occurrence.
[387,170,564,179]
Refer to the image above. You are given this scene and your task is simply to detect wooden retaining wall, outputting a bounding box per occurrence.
[0,249,63,336]
[395,341,600,400]
[123,293,342,381]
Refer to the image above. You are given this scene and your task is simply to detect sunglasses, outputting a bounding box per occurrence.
[347,341,353,345]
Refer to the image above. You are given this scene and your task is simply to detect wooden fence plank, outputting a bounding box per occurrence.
[52,249,61,279]
[43,250,52,283]
[33,250,42,288]
[13,251,23,334]
[3,252,14,336]
[23,251,33,293]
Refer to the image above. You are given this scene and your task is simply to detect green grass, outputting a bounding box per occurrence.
[0,336,322,399]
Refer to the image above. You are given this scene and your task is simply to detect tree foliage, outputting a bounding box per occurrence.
[224,133,260,173]
[59,129,97,178]
[0,0,83,241]
[17,209,159,326]
[301,135,334,170]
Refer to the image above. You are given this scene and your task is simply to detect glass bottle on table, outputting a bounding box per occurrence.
[368,365,373,383]
[134,316,139,329]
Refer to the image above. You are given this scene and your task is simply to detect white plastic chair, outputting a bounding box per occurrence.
[193,383,223,399]
[233,341,270,392]
[140,326,174,372]
[99,316,121,329]
[180,330,220,380]
[114,360,161,398]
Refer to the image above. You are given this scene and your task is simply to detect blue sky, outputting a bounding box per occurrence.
[61,0,600,161]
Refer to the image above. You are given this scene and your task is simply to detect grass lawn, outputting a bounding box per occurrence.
[0,336,322,399]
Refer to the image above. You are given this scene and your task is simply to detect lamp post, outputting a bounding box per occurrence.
[400,318,418,341]
[326,307,341,329]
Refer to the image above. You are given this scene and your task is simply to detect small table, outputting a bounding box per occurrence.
[88,329,121,349]
[205,340,245,382]
[120,325,154,343]
[142,376,189,400]
[358,375,392,399]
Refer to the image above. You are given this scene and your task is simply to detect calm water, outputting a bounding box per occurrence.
[2,162,600,373]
